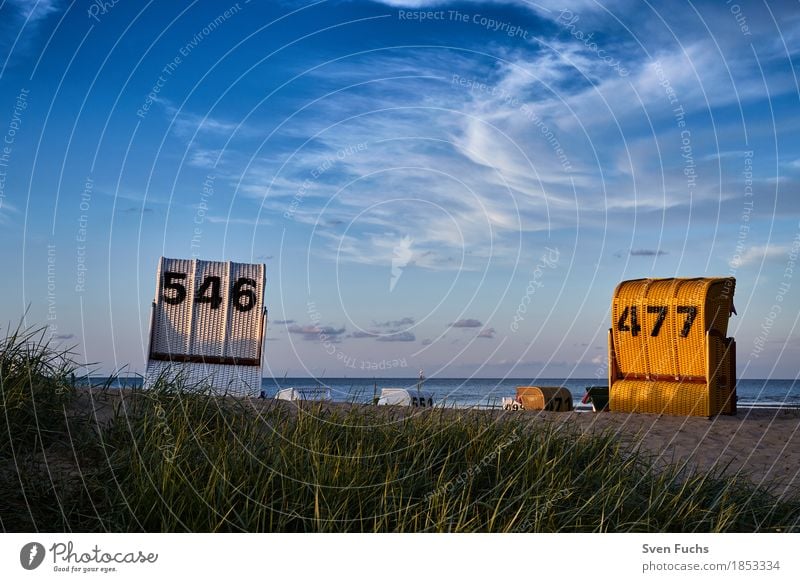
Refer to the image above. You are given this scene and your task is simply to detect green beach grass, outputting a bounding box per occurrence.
[2,326,799,532]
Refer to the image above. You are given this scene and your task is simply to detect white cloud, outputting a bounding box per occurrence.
[204,215,272,226]
[729,244,789,268]
[368,0,610,16]
[9,0,59,23]
[189,148,223,169]
[157,98,246,138]
[370,0,449,6]
[1,1,61,59]
[180,13,790,273]
[0,201,17,224]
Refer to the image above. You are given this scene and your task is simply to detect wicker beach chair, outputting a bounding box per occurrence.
[581,386,610,412]
[515,386,573,412]
[608,277,736,417]
[144,257,267,397]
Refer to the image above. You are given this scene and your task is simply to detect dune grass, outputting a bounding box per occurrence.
[2,326,799,532]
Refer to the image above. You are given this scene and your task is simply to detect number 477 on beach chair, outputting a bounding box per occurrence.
[607,277,737,418]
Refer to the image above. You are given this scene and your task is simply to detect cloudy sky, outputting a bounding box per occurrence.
[0,0,798,378]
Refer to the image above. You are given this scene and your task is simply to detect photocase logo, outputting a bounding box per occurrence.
[390,235,414,292]
[20,542,46,570]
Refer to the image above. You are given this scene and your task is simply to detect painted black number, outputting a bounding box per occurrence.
[162,271,187,305]
[161,272,259,312]
[647,305,668,337]
[618,304,698,339]
[195,276,222,309]
[677,306,698,337]
[617,305,642,336]
[232,277,257,312]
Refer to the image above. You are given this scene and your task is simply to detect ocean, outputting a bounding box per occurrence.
[93,376,800,409]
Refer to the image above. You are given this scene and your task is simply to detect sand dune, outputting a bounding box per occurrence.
[79,388,800,499]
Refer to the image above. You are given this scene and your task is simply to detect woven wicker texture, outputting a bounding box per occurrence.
[515,386,573,412]
[188,260,228,357]
[144,360,261,397]
[609,379,711,416]
[610,336,735,416]
[708,335,737,415]
[611,277,735,379]
[226,261,265,360]
[609,277,736,417]
[146,257,266,397]
[151,257,194,356]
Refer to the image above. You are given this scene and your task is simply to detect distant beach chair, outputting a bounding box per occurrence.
[376,388,434,408]
[274,386,332,402]
[581,386,609,412]
[514,386,573,412]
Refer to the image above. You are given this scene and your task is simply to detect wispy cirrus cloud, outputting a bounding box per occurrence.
[204,215,272,226]
[1,0,60,63]
[7,0,59,23]
[0,201,17,224]
[729,244,790,268]
[366,0,607,16]
[156,98,251,139]
[162,1,797,287]
[232,39,766,274]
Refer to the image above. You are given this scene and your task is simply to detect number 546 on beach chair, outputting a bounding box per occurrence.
[607,278,737,417]
[144,257,267,397]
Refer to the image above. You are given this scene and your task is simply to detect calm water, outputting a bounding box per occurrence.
[92,376,800,409]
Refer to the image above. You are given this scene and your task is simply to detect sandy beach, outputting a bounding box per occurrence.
[539,407,800,500]
[425,405,800,499]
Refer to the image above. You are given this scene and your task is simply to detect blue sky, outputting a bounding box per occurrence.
[0,0,798,378]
